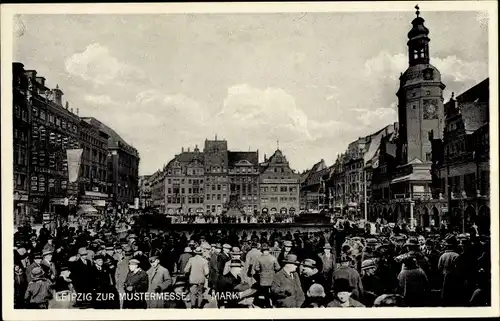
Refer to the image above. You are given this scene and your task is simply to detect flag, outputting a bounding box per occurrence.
[66,149,83,183]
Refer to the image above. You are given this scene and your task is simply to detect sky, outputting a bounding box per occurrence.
[13,10,489,175]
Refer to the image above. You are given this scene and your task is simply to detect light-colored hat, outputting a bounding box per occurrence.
[184,247,193,253]
[194,247,203,254]
[283,241,293,247]
[78,247,88,255]
[222,244,231,250]
[231,247,242,255]
[323,243,332,249]
[308,283,326,298]
[128,259,140,265]
[301,259,317,269]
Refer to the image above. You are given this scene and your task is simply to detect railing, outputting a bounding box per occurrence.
[412,192,433,200]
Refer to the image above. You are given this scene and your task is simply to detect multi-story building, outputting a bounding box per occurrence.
[371,8,447,227]
[25,68,81,223]
[300,159,329,212]
[203,138,229,215]
[164,146,205,215]
[150,169,166,213]
[228,151,260,215]
[13,63,31,225]
[430,78,489,232]
[78,118,110,210]
[138,175,152,209]
[326,156,345,211]
[259,149,300,217]
[83,117,140,211]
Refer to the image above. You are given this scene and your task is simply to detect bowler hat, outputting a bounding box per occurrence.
[194,247,203,254]
[283,241,293,247]
[282,254,299,265]
[222,243,231,250]
[301,259,317,269]
[31,267,45,279]
[94,254,105,261]
[323,243,332,249]
[215,243,222,249]
[42,250,53,257]
[361,259,377,270]
[128,259,140,265]
[184,247,193,253]
[334,278,353,293]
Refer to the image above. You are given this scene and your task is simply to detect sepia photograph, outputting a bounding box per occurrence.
[1,1,498,320]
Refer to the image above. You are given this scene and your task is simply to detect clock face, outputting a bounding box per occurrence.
[427,104,436,114]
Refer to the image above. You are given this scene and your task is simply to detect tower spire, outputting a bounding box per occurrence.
[415,4,420,17]
[277,139,280,150]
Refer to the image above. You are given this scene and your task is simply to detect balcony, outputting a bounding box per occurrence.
[412,192,433,200]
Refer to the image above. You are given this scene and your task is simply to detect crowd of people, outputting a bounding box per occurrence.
[13,216,491,309]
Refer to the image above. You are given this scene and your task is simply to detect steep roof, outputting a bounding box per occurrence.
[228,151,258,166]
[82,117,137,155]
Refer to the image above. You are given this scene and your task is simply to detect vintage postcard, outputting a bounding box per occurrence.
[1,1,498,320]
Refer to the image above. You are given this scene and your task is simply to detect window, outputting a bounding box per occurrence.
[425,152,432,162]
[217,194,221,200]
[280,186,287,192]
[40,110,46,120]
[217,185,221,191]
[206,194,210,200]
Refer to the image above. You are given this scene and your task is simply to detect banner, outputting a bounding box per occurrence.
[66,149,83,183]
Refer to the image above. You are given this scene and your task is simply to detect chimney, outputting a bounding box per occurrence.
[181,147,184,153]
[25,70,37,81]
[35,76,46,87]
[70,108,74,113]
[65,101,69,110]
[188,147,190,152]
[76,108,79,116]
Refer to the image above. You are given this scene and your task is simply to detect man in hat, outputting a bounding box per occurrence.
[184,247,209,308]
[164,276,191,309]
[318,243,335,291]
[70,247,96,308]
[26,252,43,283]
[15,243,31,272]
[115,245,133,308]
[217,244,232,278]
[208,244,222,293]
[42,235,55,254]
[177,247,193,275]
[40,249,57,281]
[14,263,28,309]
[397,255,429,307]
[218,259,246,308]
[271,254,305,308]
[223,247,243,275]
[299,259,327,295]
[146,255,172,308]
[254,243,281,308]
[92,254,119,309]
[332,254,364,301]
[123,258,149,309]
[327,278,365,307]
[278,240,294,267]
[243,242,262,284]
[24,267,53,309]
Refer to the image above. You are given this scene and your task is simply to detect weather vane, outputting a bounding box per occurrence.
[415,4,420,17]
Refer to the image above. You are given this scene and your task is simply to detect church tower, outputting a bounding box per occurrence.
[396,6,446,164]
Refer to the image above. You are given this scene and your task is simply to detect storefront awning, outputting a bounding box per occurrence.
[77,204,98,215]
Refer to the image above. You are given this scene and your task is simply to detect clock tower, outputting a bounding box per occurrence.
[396,6,445,164]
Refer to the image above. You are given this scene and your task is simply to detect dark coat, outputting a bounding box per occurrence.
[271,270,305,308]
[70,258,96,295]
[123,269,149,309]
[300,272,327,294]
[93,265,120,309]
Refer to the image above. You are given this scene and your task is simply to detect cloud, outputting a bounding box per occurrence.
[65,43,143,86]
[84,94,113,105]
[355,107,397,127]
